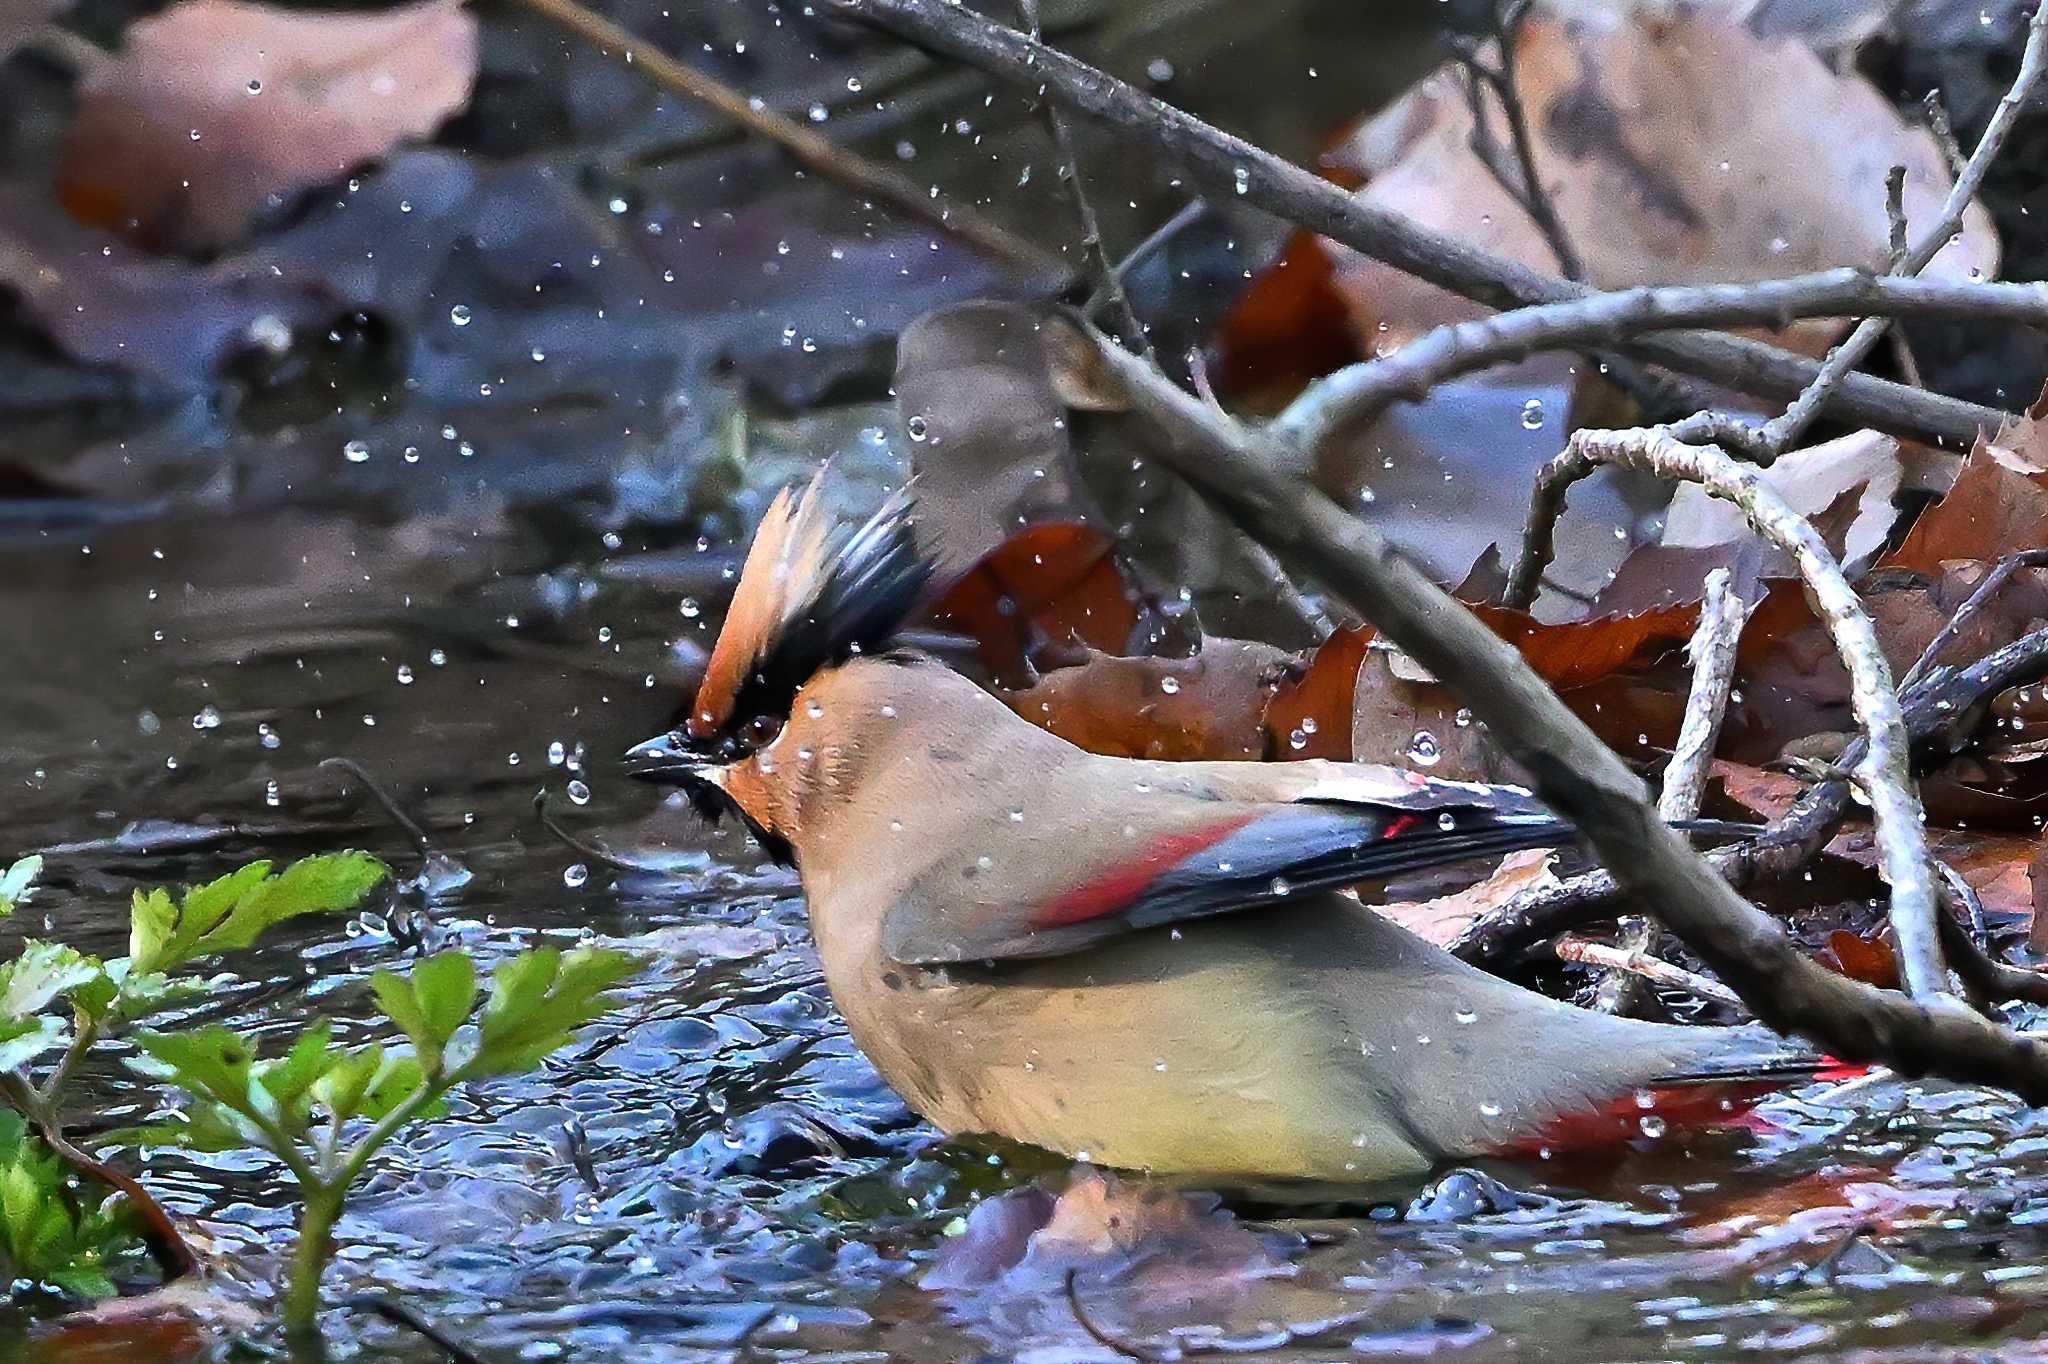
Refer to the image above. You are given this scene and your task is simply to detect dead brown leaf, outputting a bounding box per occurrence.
[1325,11,1996,349]
[56,0,477,252]
[1379,848,1561,945]
[1888,396,2048,572]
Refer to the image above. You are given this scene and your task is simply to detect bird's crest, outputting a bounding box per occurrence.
[688,469,932,747]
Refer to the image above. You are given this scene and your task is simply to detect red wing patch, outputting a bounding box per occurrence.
[1033,814,1261,930]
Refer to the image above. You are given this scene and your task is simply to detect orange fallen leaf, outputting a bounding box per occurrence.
[927,522,1147,685]
[1888,391,2048,573]
[57,0,477,252]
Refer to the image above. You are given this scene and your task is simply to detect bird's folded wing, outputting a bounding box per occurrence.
[879,767,1570,965]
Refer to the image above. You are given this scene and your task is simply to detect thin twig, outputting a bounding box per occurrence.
[1064,1269,1157,1362]
[1097,199,1206,313]
[1449,1,1586,282]
[818,0,2011,448]
[1597,568,1746,1014]
[1899,549,2048,691]
[1272,271,2048,450]
[1065,313,2048,1099]
[501,0,1070,286]
[532,792,674,876]
[1556,935,1747,1010]
[1011,0,1151,356]
[321,757,435,858]
[1512,427,1945,999]
[342,1295,493,1364]
[1755,0,2048,455]
[1924,90,1969,185]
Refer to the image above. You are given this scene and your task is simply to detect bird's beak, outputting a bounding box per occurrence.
[624,730,710,782]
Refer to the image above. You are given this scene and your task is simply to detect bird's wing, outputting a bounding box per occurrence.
[879,763,1569,965]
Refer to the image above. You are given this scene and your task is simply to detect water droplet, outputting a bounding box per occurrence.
[264,779,280,807]
[1479,1100,1502,1117]
[449,304,472,326]
[396,664,414,685]
[1437,811,1457,830]
[246,79,262,94]
[192,705,221,730]
[1008,809,1025,822]
[564,863,589,888]
[1160,675,1181,695]
[906,414,931,441]
[1269,876,1291,896]
[1454,1005,1478,1024]
[1454,707,1473,728]
[567,779,591,805]
[342,439,370,463]
[1639,1114,1667,1138]
[846,75,863,92]
[1407,731,1442,766]
[1145,56,1174,82]
[548,741,567,766]
[428,648,447,666]
[1232,165,1250,194]
[1520,398,1546,430]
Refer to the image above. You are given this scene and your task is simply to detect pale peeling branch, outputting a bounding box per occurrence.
[1510,426,1945,1000]
[1557,935,1747,1011]
[1273,272,2048,453]
[1596,568,1747,1014]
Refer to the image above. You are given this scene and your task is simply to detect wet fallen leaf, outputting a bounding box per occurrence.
[997,638,1295,761]
[25,1280,259,1364]
[925,1167,1292,1298]
[1379,848,1560,945]
[1823,928,1900,988]
[1324,10,1996,350]
[1889,393,2048,572]
[926,522,1149,686]
[57,0,478,252]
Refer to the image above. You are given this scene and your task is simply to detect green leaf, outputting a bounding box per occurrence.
[357,1051,433,1123]
[370,952,476,1065]
[257,1020,337,1118]
[307,1045,384,1125]
[469,947,635,1078]
[130,1026,259,1114]
[129,854,387,976]
[0,942,105,1022]
[0,857,41,916]
[0,1112,134,1298]
[0,1017,65,1073]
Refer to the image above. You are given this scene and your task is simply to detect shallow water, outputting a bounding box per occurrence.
[5,497,2048,1364]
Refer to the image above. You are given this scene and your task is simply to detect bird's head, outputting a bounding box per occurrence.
[626,470,934,863]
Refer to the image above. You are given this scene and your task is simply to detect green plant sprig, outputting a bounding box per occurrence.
[131,944,636,1335]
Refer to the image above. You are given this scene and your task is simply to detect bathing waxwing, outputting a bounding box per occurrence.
[629,474,1853,1185]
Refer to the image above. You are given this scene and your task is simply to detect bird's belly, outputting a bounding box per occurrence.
[832,929,1436,1184]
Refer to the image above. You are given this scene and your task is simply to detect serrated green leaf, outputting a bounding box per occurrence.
[0,1016,65,1073]
[469,947,635,1078]
[0,1116,131,1299]
[0,857,40,916]
[308,1045,384,1125]
[196,852,386,957]
[0,942,105,1022]
[357,1051,431,1122]
[257,1020,337,1117]
[129,854,386,976]
[130,1026,259,1113]
[372,952,475,1065]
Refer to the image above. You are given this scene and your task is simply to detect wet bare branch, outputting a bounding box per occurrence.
[1011,0,1151,357]
[1556,935,1746,1011]
[1900,549,2048,690]
[1272,272,2048,451]
[1453,625,2048,973]
[1510,427,1945,999]
[816,0,2011,448]
[1064,314,2048,1099]
[1756,0,2048,455]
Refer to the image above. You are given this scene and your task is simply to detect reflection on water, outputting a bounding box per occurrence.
[4,505,2048,1363]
